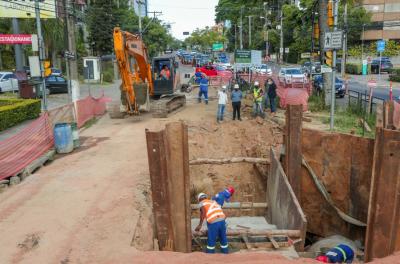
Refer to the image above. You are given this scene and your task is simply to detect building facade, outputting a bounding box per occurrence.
[362,0,400,40]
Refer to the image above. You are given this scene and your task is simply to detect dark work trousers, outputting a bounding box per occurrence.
[232,101,241,120]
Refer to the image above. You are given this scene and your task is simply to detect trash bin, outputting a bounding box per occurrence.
[19,80,35,99]
[54,123,74,154]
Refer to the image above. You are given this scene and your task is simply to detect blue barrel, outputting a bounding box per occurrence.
[54,123,74,154]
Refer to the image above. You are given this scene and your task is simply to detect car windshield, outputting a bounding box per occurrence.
[261,65,267,69]
[286,69,302,74]
[0,74,3,79]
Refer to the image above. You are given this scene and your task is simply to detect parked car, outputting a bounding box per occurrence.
[45,75,68,94]
[302,61,321,75]
[371,57,393,73]
[50,68,62,76]
[0,71,18,92]
[255,64,272,75]
[278,68,309,87]
[313,74,345,98]
[196,65,218,76]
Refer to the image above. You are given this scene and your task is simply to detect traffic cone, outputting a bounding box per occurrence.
[390,81,393,101]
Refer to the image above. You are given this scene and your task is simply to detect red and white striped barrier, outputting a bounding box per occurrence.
[0,113,54,180]
[76,95,107,128]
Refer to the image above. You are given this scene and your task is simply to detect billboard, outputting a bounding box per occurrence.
[235,50,251,63]
[0,1,56,18]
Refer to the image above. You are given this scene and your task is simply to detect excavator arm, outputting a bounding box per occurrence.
[113,27,154,113]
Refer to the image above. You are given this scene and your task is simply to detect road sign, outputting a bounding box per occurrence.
[212,43,224,52]
[0,34,32,44]
[183,32,190,36]
[377,40,385,52]
[279,48,284,53]
[301,52,311,59]
[321,65,332,73]
[251,50,262,66]
[324,31,343,50]
[284,48,289,53]
[367,80,377,87]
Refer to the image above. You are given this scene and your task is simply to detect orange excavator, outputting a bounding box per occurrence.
[110,27,185,118]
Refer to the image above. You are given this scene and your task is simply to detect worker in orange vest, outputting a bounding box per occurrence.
[195,193,228,254]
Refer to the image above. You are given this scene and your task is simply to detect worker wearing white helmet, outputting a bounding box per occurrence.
[195,192,228,254]
[252,81,265,118]
[217,85,228,123]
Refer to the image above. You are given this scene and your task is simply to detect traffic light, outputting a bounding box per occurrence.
[44,60,51,77]
[327,1,334,27]
[325,51,333,66]
[314,22,319,39]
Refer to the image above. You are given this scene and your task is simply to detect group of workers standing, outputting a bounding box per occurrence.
[195,71,278,122]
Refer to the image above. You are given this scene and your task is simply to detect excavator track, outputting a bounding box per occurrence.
[151,94,186,118]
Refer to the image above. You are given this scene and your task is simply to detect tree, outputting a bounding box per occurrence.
[184,27,227,51]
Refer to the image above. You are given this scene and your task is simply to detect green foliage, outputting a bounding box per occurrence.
[308,93,327,112]
[346,63,363,74]
[348,40,400,58]
[389,68,400,82]
[215,0,371,60]
[86,0,176,57]
[184,27,227,51]
[102,68,114,83]
[0,98,41,131]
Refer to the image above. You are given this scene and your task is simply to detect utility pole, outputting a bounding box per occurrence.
[319,0,332,108]
[137,0,145,38]
[264,2,269,58]
[234,24,237,51]
[279,8,283,63]
[247,16,253,48]
[12,18,23,71]
[330,0,339,131]
[34,0,47,111]
[341,1,348,78]
[66,0,80,102]
[240,6,243,50]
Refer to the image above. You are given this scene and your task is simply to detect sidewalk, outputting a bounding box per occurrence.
[348,74,400,89]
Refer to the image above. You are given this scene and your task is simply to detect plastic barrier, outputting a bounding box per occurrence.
[75,95,107,128]
[0,113,54,180]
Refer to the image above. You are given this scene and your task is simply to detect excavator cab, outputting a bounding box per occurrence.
[152,56,176,97]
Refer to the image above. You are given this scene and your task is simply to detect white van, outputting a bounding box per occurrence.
[0,72,18,92]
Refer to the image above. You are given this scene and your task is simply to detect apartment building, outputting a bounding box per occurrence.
[362,0,400,40]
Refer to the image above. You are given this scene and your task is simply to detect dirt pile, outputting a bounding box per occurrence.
[187,119,282,206]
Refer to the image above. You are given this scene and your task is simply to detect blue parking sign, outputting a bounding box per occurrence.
[377,40,385,52]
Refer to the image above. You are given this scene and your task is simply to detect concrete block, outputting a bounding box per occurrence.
[9,176,21,186]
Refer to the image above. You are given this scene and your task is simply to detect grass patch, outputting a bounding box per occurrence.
[320,106,376,138]
[308,93,327,112]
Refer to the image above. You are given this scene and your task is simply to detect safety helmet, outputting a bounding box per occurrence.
[315,256,329,263]
[197,193,207,201]
[234,84,239,89]
[222,85,227,90]
[254,81,259,86]
[227,187,235,195]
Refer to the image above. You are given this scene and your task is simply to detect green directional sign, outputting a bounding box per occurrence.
[235,50,251,63]
[212,43,224,51]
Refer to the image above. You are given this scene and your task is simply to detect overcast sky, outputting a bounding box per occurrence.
[148,0,219,40]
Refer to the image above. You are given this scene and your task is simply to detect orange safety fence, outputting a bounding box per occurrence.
[76,95,107,128]
[394,101,400,130]
[0,113,54,180]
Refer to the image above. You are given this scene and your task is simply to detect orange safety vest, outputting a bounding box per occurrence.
[200,199,226,223]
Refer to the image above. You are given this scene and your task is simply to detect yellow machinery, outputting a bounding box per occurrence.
[112,27,185,118]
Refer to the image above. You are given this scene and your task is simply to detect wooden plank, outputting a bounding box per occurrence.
[365,128,400,261]
[284,104,303,200]
[268,235,280,249]
[267,148,307,251]
[164,122,191,253]
[196,229,301,238]
[189,157,269,165]
[145,129,174,251]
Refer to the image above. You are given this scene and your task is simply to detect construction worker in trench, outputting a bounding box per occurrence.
[195,193,229,254]
[198,73,209,104]
[315,244,355,263]
[212,187,235,206]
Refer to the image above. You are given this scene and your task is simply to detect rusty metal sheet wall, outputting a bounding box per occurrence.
[365,128,400,261]
[145,122,191,253]
[301,128,374,241]
[267,149,307,251]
